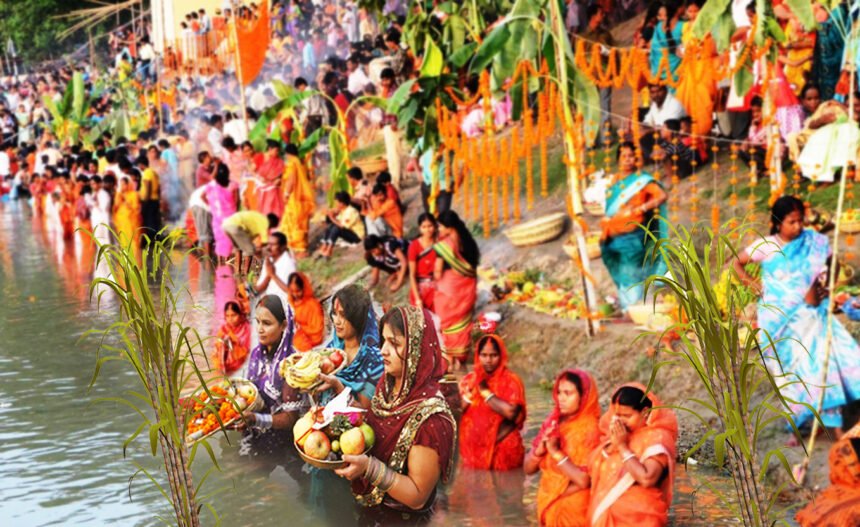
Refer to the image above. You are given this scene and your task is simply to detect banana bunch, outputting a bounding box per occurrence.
[282,352,323,390]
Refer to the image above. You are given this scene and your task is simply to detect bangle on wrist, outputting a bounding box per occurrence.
[556,456,570,467]
[622,452,636,463]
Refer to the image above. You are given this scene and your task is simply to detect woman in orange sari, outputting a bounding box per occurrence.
[676,1,718,139]
[458,335,526,470]
[588,383,678,527]
[796,422,860,526]
[524,369,601,527]
[280,144,315,257]
[287,272,324,352]
[433,210,479,369]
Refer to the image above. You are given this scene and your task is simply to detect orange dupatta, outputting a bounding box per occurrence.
[458,335,526,470]
[588,383,678,527]
[535,369,601,527]
[796,423,860,526]
[289,272,324,352]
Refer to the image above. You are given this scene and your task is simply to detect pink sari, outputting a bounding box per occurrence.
[205,181,239,258]
[432,236,477,358]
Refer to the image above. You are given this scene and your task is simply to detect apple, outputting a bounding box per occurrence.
[340,427,366,455]
[329,351,344,368]
[303,430,332,460]
[359,423,375,449]
[293,413,315,448]
[320,358,335,374]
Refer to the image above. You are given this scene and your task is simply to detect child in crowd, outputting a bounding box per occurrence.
[740,96,768,168]
[364,234,407,291]
[654,118,695,178]
[318,191,365,259]
[347,166,371,209]
[376,170,403,212]
[212,300,251,375]
[363,182,403,238]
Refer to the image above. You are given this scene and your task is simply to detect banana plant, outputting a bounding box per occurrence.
[43,71,94,146]
[247,80,316,151]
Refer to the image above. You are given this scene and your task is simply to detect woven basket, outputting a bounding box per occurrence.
[504,212,568,247]
[842,220,860,234]
[295,441,371,470]
[584,202,605,216]
[562,234,602,260]
[352,157,388,176]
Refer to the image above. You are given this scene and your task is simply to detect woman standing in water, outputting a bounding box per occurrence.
[525,369,601,526]
[458,335,526,470]
[433,210,480,369]
[336,306,456,521]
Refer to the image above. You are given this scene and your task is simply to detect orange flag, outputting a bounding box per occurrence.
[235,3,270,86]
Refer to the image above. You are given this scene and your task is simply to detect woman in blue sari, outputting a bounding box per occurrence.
[315,284,384,408]
[649,2,685,86]
[811,2,847,101]
[600,142,668,312]
[734,196,860,432]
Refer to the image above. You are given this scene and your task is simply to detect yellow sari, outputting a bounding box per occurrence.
[676,28,718,138]
[279,154,315,253]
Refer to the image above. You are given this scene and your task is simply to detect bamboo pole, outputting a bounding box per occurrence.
[795,27,856,485]
[548,0,599,336]
[230,7,250,139]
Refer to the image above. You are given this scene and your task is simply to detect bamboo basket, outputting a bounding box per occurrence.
[563,234,602,260]
[504,212,568,247]
[352,157,388,176]
[840,210,860,234]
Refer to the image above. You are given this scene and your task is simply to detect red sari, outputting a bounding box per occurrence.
[588,383,678,527]
[535,370,601,527]
[211,311,251,374]
[433,236,477,358]
[352,307,456,513]
[458,335,526,470]
[407,237,436,311]
[796,423,860,526]
[255,154,284,217]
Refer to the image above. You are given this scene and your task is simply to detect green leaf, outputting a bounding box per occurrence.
[298,128,323,158]
[733,62,754,98]
[71,71,85,122]
[449,42,478,69]
[420,37,445,78]
[693,0,733,40]
[783,0,817,31]
[387,79,418,114]
[271,79,293,100]
[766,17,786,43]
[470,24,510,74]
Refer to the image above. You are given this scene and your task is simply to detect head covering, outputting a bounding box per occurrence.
[327,289,382,401]
[353,307,455,507]
[246,295,296,412]
[288,271,316,306]
[458,335,527,470]
[533,369,601,450]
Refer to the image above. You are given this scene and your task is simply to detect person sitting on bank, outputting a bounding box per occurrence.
[365,234,407,292]
[348,167,372,210]
[222,210,280,275]
[363,183,403,239]
[318,191,365,259]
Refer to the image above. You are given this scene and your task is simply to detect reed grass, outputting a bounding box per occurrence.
[86,230,228,526]
[642,220,820,526]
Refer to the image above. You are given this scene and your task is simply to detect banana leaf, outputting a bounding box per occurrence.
[71,72,86,123]
[420,38,445,78]
[783,0,817,31]
[692,0,732,42]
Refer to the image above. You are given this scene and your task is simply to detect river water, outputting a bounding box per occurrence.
[0,201,743,526]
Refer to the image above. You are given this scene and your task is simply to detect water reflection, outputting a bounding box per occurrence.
[0,201,753,526]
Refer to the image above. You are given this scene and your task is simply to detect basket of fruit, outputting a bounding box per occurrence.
[280,348,347,392]
[840,209,860,234]
[185,379,261,443]
[293,389,374,469]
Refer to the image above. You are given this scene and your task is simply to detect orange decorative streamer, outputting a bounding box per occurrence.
[234,3,270,86]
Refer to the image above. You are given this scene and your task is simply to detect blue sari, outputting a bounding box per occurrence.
[649,20,684,87]
[323,308,384,403]
[757,229,860,428]
[600,172,668,310]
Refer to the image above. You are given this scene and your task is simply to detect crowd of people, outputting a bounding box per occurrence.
[1,0,859,525]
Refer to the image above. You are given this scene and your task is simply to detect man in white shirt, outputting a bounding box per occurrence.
[254,231,296,309]
[206,114,225,158]
[638,84,686,162]
[347,54,372,96]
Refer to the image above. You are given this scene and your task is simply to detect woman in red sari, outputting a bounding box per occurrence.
[587,383,678,527]
[433,210,479,369]
[212,300,251,375]
[336,306,456,522]
[524,369,601,527]
[407,213,437,311]
[255,139,284,217]
[459,334,526,470]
